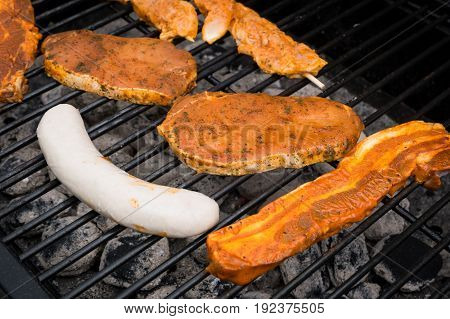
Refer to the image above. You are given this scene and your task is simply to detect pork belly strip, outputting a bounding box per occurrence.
[0,0,41,102]
[41,30,197,105]
[195,0,327,77]
[207,121,450,285]
[158,92,363,176]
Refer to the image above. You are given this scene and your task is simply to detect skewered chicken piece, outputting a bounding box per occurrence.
[158,92,363,175]
[207,121,450,285]
[194,0,234,44]
[0,0,41,102]
[42,30,197,105]
[113,0,198,42]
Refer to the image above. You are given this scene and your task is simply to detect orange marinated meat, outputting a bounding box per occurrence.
[207,121,450,285]
[158,92,363,175]
[0,0,41,102]
[131,0,198,42]
[41,30,197,105]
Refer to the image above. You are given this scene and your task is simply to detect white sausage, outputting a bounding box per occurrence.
[37,104,219,238]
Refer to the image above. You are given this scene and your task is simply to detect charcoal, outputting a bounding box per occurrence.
[99,233,170,291]
[37,216,102,276]
[2,189,68,236]
[237,168,291,199]
[1,147,48,196]
[92,133,134,165]
[248,268,283,294]
[40,85,72,105]
[438,251,450,278]
[184,276,233,299]
[164,255,202,285]
[93,214,118,233]
[142,285,176,299]
[280,244,330,298]
[322,231,370,286]
[365,199,409,240]
[239,291,271,299]
[373,235,442,292]
[51,272,119,298]
[347,282,381,299]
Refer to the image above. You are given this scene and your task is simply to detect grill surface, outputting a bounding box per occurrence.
[0,0,449,299]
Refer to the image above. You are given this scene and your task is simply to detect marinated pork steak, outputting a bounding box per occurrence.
[41,30,197,105]
[158,92,364,175]
[0,0,41,102]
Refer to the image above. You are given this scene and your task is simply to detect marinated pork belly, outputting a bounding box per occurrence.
[194,0,234,44]
[131,0,198,42]
[158,92,363,175]
[0,0,41,102]
[41,30,197,105]
[207,121,450,285]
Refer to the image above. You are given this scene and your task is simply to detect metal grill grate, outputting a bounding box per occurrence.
[0,0,449,299]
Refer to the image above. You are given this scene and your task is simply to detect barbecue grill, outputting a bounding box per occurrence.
[0,0,449,299]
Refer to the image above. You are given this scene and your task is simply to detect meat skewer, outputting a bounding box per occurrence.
[195,0,327,88]
[41,30,197,105]
[158,92,363,175]
[206,121,450,285]
[0,0,41,102]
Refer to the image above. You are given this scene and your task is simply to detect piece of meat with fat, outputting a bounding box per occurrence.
[158,92,364,175]
[0,0,41,102]
[117,0,198,42]
[206,121,450,285]
[194,0,233,44]
[41,30,197,105]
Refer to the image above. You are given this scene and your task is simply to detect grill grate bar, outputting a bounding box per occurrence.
[327,192,450,298]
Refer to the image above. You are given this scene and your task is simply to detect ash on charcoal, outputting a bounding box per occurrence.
[347,282,381,299]
[37,216,102,276]
[51,271,119,298]
[184,276,233,299]
[373,235,443,292]
[438,251,450,278]
[99,233,170,291]
[280,244,330,298]
[1,147,48,196]
[93,214,118,233]
[322,230,370,286]
[365,199,409,241]
[2,189,68,236]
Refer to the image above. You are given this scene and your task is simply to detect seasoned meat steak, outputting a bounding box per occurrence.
[158,92,364,175]
[0,0,41,102]
[41,30,197,105]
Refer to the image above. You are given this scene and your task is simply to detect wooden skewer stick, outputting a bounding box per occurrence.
[304,73,325,90]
